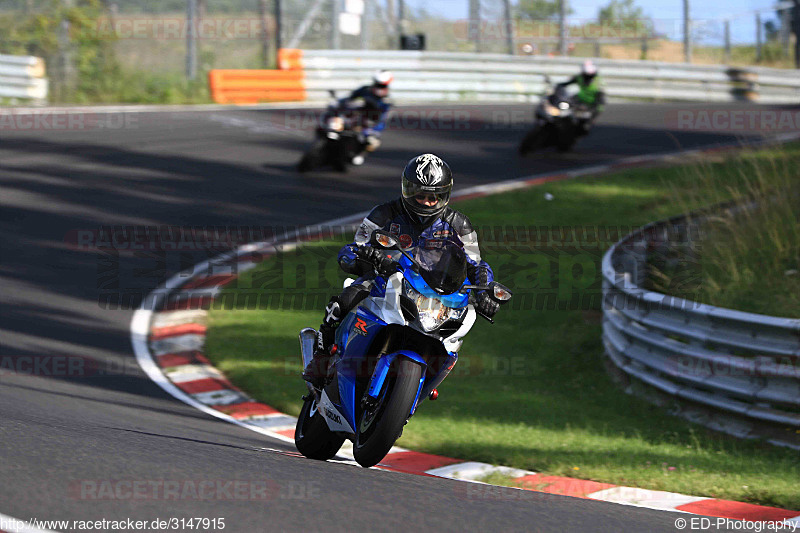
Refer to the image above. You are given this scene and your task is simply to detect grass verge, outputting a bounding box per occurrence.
[652,144,800,317]
[205,143,800,510]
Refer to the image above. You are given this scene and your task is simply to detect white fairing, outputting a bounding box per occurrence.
[361,273,406,326]
[443,306,477,353]
[319,390,355,434]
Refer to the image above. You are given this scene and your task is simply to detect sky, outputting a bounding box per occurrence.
[404,0,784,44]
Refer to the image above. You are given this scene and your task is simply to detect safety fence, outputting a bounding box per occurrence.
[602,209,800,449]
[0,54,48,103]
[207,49,800,105]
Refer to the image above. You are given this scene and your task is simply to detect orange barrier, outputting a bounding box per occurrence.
[208,63,305,104]
[278,48,303,70]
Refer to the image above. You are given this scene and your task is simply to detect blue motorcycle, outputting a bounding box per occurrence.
[295,230,512,467]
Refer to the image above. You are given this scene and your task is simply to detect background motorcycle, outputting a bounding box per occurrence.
[297,90,366,173]
[518,77,594,155]
[294,232,512,468]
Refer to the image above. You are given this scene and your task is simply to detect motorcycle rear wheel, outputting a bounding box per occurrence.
[295,396,345,460]
[353,358,422,468]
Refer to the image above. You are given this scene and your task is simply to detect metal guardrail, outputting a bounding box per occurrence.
[298,50,800,104]
[602,211,800,449]
[0,54,48,102]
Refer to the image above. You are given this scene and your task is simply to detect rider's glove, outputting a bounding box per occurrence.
[357,246,397,277]
[475,291,500,318]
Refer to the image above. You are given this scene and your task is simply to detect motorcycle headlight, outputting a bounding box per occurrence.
[404,280,466,332]
[544,102,561,116]
[328,117,344,131]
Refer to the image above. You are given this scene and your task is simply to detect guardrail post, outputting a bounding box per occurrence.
[503,0,515,55]
[559,0,568,55]
[469,0,481,52]
[780,7,791,58]
[756,12,762,63]
[186,0,198,80]
[362,0,372,50]
[55,14,76,101]
[727,67,759,101]
[794,0,800,68]
[724,19,731,64]
[331,0,341,50]
[683,0,692,63]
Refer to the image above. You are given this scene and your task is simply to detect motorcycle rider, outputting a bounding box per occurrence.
[338,70,393,166]
[555,60,605,133]
[302,153,499,387]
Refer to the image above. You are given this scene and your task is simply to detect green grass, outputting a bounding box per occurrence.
[652,143,800,317]
[205,143,800,510]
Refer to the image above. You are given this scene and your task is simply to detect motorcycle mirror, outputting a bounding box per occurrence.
[371,230,398,249]
[544,74,551,84]
[328,89,337,98]
[489,282,513,302]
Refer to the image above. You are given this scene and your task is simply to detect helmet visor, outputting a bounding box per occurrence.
[402,179,451,214]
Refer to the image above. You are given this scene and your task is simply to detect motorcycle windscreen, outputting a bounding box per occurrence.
[414,240,469,296]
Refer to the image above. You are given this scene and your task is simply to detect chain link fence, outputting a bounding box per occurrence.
[0,0,796,103]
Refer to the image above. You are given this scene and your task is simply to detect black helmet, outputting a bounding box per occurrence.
[401,154,453,221]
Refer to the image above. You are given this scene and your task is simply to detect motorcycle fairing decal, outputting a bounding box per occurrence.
[353,318,369,336]
[319,390,355,434]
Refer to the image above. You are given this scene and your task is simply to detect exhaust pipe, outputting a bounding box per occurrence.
[299,328,318,395]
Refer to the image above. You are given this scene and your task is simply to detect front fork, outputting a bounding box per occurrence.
[365,350,427,416]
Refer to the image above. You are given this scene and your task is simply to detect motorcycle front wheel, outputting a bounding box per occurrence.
[353,357,422,468]
[295,395,345,460]
[297,139,328,172]
[518,125,543,156]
